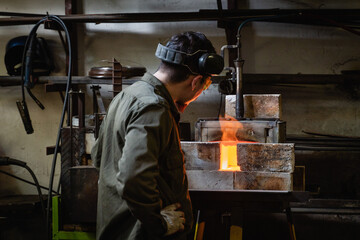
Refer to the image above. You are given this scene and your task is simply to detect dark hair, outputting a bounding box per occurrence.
[158,31,216,83]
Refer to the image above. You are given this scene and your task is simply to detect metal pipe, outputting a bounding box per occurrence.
[295,146,360,151]
[232,13,300,120]
[0,9,360,26]
[220,44,237,58]
[234,59,244,119]
[78,90,85,129]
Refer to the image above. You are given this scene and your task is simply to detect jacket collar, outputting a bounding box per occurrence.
[141,72,180,121]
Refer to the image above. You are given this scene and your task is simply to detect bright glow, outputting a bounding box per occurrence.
[220,141,240,171]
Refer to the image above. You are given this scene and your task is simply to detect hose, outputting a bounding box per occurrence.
[21,14,73,239]
[0,157,45,221]
[0,169,57,194]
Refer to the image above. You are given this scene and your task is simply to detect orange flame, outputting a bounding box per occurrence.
[218,116,253,171]
[220,141,240,171]
[219,115,243,141]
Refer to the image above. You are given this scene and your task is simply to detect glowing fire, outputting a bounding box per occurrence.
[220,141,240,171]
[218,116,254,171]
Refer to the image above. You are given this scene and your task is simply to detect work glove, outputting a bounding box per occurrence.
[161,203,185,236]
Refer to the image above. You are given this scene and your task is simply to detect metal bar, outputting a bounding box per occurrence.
[91,85,99,114]
[287,136,360,142]
[52,196,60,239]
[77,90,85,128]
[2,73,360,86]
[1,9,360,26]
[189,190,309,203]
[52,196,96,240]
[291,141,360,147]
[95,89,106,114]
[291,208,360,215]
[294,146,360,151]
[0,11,45,17]
[112,58,122,97]
[194,210,205,240]
[302,130,360,139]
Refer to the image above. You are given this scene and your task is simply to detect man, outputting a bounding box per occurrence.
[91,31,223,240]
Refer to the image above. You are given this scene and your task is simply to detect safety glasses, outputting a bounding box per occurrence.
[202,75,212,90]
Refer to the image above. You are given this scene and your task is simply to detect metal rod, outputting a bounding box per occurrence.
[295,146,360,151]
[78,90,85,128]
[1,73,359,87]
[1,9,360,26]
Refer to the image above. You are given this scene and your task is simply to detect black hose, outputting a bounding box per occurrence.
[20,21,45,112]
[44,15,72,240]
[21,15,72,239]
[0,169,57,194]
[0,157,45,221]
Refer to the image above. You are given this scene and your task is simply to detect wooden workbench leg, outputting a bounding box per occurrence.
[286,207,296,240]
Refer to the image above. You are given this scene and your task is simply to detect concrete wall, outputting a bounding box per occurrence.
[0,0,359,196]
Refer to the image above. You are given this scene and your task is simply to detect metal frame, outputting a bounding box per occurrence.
[190,190,309,240]
[52,196,95,240]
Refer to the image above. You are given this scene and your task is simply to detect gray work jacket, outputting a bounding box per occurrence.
[91,72,193,240]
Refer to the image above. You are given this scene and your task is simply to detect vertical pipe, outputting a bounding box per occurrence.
[67,89,73,127]
[78,90,85,128]
[65,0,78,75]
[234,59,244,119]
[91,85,98,114]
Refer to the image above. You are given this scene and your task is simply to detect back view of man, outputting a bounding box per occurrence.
[92,31,223,240]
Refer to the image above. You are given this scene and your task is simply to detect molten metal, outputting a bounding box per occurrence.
[220,141,240,171]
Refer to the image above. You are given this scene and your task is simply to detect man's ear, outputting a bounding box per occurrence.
[191,75,203,91]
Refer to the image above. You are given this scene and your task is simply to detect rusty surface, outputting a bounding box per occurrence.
[183,141,294,172]
[244,94,281,119]
[237,143,295,172]
[68,166,98,223]
[234,171,292,191]
[187,170,233,190]
[187,170,292,191]
[182,141,220,170]
[61,127,87,223]
[60,127,73,218]
[226,94,282,119]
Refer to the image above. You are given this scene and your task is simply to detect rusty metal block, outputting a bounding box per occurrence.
[67,166,98,223]
[225,94,282,119]
[237,143,295,172]
[181,141,220,170]
[234,171,292,191]
[187,170,233,190]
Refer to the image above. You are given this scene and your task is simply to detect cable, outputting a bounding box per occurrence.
[0,157,45,222]
[45,15,72,240]
[0,169,57,194]
[21,14,73,239]
[236,13,301,60]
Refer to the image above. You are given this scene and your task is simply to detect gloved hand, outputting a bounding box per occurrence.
[161,203,185,236]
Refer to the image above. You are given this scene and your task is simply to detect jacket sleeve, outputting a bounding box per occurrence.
[91,115,106,169]
[118,103,172,236]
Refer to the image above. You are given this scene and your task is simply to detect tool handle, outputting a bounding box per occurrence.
[24,35,36,88]
[16,100,34,134]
